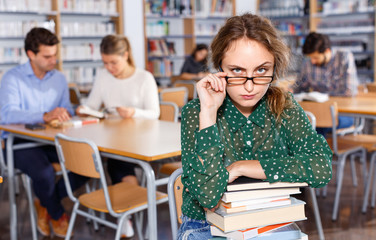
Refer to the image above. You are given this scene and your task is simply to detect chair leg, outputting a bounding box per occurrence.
[350,155,358,187]
[309,188,325,240]
[115,214,128,240]
[134,213,144,240]
[65,202,79,240]
[371,163,376,208]
[362,152,376,212]
[332,154,347,221]
[22,174,38,240]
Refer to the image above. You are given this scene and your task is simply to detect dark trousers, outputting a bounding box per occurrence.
[4,139,88,220]
[107,159,136,184]
[316,116,355,137]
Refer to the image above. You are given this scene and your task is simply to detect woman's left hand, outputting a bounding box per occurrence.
[226,160,267,183]
[116,106,135,118]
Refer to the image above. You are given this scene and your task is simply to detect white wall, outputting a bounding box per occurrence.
[123,0,145,69]
[236,0,258,15]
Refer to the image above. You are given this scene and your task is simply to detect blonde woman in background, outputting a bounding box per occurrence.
[77,34,160,238]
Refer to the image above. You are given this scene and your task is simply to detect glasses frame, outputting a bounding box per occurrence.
[218,65,275,85]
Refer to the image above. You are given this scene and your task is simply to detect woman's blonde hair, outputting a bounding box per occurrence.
[211,13,293,120]
[100,35,136,67]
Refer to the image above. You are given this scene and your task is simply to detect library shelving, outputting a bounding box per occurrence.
[0,0,124,87]
[143,0,236,86]
[257,0,376,84]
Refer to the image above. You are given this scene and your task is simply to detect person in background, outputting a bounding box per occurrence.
[0,27,87,238]
[293,32,359,135]
[178,13,332,239]
[76,34,160,238]
[179,43,209,80]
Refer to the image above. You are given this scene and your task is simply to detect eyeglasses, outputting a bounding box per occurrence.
[219,66,274,86]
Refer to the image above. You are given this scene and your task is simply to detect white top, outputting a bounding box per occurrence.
[85,68,160,119]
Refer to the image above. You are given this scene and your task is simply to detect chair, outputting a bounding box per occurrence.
[167,168,183,240]
[299,101,366,221]
[159,87,188,111]
[55,133,168,240]
[159,101,179,123]
[173,80,197,100]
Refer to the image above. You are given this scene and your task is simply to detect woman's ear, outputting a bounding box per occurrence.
[123,51,129,61]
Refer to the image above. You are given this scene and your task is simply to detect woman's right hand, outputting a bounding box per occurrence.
[196,72,227,112]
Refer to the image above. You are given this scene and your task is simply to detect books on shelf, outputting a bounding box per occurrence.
[210,222,293,240]
[206,197,306,232]
[219,196,292,214]
[293,91,329,103]
[222,187,301,203]
[227,176,308,192]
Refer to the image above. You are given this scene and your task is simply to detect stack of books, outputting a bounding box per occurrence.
[207,177,309,240]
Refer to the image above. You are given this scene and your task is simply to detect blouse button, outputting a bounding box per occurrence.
[246,141,251,146]
[273,175,279,180]
[247,120,251,124]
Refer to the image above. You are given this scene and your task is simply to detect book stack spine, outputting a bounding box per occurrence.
[207,178,308,239]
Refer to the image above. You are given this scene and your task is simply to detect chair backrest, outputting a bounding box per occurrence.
[168,168,183,240]
[173,80,197,100]
[160,87,188,108]
[299,101,338,128]
[69,84,82,106]
[55,133,116,214]
[299,101,339,153]
[366,83,376,93]
[304,110,316,129]
[160,101,179,122]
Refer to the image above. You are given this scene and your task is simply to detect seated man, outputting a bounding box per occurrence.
[0,27,87,237]
[293,32,359,136]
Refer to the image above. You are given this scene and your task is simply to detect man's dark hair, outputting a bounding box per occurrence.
[302,32,331,55]
[24,27,59,55]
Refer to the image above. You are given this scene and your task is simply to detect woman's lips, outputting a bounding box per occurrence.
[241,94,256,100]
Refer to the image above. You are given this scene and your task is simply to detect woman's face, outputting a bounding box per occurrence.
[221,38,274,117]
[101,52,128,78]
[195,49,208,62]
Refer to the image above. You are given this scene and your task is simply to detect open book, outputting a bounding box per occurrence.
[293,91,329,103]
[78,105,105,118]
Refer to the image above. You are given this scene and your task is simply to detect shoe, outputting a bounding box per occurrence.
[34,199,50,236]
[50,213,69,238]
[120,217,134,238]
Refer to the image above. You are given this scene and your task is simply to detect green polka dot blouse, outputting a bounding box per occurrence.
[180,94,333,220]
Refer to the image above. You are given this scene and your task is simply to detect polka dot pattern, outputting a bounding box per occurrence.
[180,95,333,220]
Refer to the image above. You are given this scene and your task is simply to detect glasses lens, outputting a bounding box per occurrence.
[253,77,273,84]
[227,77,247,85]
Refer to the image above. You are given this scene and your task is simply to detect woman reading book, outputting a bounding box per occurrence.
[76,35,160,238]
[178,13,332,239]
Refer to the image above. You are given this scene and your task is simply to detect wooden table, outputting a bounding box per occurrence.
[330,95,376,119]
[1,118,181,240]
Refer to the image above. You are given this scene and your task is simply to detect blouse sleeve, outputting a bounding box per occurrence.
[180,101,229,209]
[261,99,333,188]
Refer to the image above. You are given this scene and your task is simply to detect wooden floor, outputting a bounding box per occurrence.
[1,160,376,240]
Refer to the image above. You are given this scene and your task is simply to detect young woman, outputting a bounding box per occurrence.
[179,43,209,80]
[178,13,332,239]
[77,35,160,238]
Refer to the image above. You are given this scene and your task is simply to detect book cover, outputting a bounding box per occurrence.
[222,187,301,203]
[227,176,307,192]
[206,197,306,232]
[219,197,292,214]
[222,195,291,207]
[210,222,293,240]
[252,222,302,240]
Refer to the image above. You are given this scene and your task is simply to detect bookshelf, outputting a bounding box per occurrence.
[143,0,236,86]
[0,0,123,87]
[257,0,376,84]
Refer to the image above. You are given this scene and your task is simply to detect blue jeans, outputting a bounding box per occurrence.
[177,215,212,240]
[316,116,354,137]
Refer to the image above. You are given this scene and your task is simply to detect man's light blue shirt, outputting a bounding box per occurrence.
[0,61,73,128]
